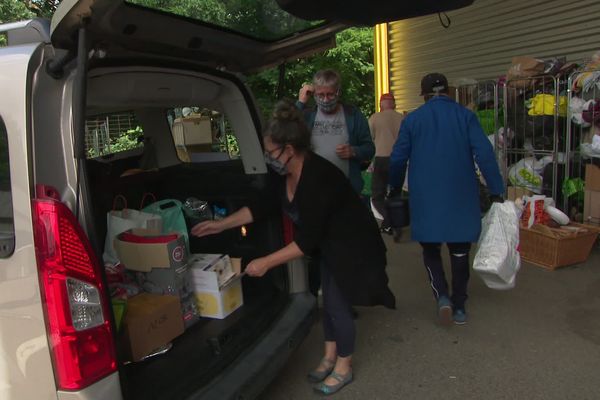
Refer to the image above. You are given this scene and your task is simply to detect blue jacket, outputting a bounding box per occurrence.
[389,96,504,243]
[296,101,375,193]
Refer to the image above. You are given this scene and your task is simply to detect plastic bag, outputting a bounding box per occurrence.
[143,199,189,247]
[473,202,521,290]
[183,197,213,228]
[526,94,567,117]
[521,195,551,228]
[507,156,552,194]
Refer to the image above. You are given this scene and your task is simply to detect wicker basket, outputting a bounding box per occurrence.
[519,223,600,270]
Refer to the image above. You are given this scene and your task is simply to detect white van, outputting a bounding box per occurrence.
[0,0,472,399]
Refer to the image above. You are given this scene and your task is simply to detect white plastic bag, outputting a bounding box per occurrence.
[507,156,552,194]
[103,195,162,265]
[473,202,521,290]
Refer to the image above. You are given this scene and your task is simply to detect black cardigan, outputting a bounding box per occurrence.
[250,152,395,309]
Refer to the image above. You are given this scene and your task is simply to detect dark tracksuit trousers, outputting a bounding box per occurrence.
[420,242,472,310]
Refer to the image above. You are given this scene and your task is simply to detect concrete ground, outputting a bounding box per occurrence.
[261,233,600,400]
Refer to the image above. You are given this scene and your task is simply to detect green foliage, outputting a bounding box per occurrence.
[0,0,35,22]
[130,0,320,41]
[246,27,375,119]
[87,126,143,159]
[1,0,375,121]
[220,134,240,158]
[0,0,35,47]
[129,0,228,26]
[25,1,60,18]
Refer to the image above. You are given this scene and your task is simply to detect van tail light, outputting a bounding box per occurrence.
[32,187,116,390]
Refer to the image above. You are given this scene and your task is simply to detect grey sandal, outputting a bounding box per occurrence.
[306,358,336,383]
[313,370,353,395]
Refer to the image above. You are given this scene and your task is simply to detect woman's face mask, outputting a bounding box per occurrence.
[264,147,291,175]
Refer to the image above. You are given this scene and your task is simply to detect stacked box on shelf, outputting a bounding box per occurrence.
[584,164,600,226]
[507,186,533,201]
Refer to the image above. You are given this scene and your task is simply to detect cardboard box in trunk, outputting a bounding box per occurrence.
[194,275,243,319]
[189,254,244,319]
[585,164,600,192]
[142,265,200,328]
[114,229,188,272]
[122,293,184,361]
[189,254,236,290]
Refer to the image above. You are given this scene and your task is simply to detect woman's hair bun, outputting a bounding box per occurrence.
[263,98,311,152]
[272,99,302,122]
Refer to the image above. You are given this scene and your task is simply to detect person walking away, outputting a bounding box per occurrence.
[297,69,376,299]
[389,73,504,326]
[191,100,395,395]
[368,93,404,234]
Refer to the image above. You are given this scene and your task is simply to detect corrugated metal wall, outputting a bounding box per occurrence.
[388,0,600,111]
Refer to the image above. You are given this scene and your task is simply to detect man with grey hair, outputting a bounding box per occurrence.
[297,69,375,302]
[297,69,375,194]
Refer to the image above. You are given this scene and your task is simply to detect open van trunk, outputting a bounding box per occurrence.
[81,64,296,399]
[87,164,291,399]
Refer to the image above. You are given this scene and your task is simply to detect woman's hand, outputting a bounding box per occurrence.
[244,242,304,278]
[191,220,224,237]
[245,257,270,277]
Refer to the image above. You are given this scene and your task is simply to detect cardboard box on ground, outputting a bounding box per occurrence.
[586,164,600,192]
[584,190,600,226]
[584,164,600,226]
[189,254,244,319]
[507,186,533,201]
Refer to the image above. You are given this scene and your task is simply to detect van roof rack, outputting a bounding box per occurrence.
[0,18,51,46]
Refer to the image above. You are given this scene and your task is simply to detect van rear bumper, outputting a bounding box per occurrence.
[190,292,316,400]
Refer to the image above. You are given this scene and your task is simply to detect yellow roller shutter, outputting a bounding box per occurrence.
[386,0,600,111]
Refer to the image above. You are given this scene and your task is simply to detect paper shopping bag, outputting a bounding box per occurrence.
[103,194,162,265]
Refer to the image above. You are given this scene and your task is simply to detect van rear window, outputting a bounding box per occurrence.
[85,111,144,159]
[167,107,240,163]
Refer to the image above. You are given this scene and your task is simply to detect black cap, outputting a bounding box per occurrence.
[420,73,449,95]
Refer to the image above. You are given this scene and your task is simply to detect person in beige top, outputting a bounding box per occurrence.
[368,93,404,234]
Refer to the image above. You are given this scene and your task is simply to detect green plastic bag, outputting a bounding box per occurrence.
[562,178,585,199]
[361,170,372,197]
[143,199,189,247]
